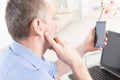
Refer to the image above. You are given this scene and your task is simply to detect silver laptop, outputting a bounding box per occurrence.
[69,31,120,80]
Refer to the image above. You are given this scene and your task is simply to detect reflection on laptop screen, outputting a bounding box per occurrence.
[101,31,120,76]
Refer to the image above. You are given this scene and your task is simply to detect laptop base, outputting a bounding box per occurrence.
[88,66,120,80]
[68,66,120,80]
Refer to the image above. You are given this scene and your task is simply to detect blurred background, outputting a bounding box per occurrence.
[1,0,120,79]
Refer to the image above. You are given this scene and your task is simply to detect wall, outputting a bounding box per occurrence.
[67,0,81,9]
[88,0,101,17]
[0,0,12,50]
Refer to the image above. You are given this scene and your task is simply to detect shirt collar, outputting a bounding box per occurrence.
[10,41,45,68]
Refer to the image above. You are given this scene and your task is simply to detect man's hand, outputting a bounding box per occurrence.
[76,27,108,56]
[44,32,82,66]
[44,32,92,80]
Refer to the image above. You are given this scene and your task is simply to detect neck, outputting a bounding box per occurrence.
[17,36,47,58]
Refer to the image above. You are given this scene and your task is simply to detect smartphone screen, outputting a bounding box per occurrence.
[95,21,106,47]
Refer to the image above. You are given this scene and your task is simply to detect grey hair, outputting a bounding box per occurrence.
[5,0,47,40]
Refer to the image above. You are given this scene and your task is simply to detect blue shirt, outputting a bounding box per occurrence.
[0,41,57,80]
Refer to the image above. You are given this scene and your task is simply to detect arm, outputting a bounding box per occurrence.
[55,60,71,79]
[45,32,92,80]
[55,27,98,79]
[55,59,92,80]
[71,61,92,80]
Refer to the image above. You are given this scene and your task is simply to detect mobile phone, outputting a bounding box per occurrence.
[95,21,106,47]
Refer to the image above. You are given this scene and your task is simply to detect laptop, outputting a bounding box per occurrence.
[69,31,120,80]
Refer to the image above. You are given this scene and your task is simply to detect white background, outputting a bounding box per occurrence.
[0,0,12,50]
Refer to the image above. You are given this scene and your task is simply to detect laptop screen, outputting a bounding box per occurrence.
[101,31,120,76]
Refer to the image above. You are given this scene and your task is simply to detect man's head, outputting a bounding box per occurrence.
[5,0,56,41]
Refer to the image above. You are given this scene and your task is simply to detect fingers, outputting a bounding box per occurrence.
[44,32,65,51]
[104,32,108,46]
[104,42,107,46]
[104,37,108,41]
[106,31,108,34]
[44,32,58,50]
[54,36,64,46]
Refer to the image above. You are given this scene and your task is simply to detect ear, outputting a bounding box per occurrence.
[31,19,44,36]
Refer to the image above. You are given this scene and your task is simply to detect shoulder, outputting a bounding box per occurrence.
[3,60,55,80]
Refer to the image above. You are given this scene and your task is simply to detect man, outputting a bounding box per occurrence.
[0,0,107,80]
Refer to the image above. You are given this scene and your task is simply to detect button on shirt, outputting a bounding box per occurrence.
[0,41,57,80]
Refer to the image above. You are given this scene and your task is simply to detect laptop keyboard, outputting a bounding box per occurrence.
[68,66,120,80]
[88,66,115,80]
